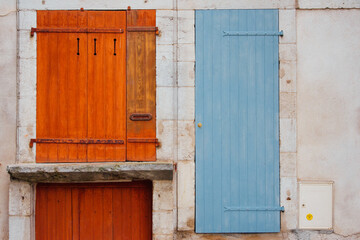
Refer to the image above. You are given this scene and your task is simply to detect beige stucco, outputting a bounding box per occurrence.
[297,9,360,236]
[0,0,17,239]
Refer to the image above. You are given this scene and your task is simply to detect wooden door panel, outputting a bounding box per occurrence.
[87,11,126,162]
[126,10,157,161]
[36,10,88,162]
[195,10,281,233]
[36,10,157,162]
[36,182,152,240]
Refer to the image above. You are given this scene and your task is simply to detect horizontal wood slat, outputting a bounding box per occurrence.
[30,138,124,148]
[31,27,124,37]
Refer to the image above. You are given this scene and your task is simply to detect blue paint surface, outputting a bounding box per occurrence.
[195,9,281,233]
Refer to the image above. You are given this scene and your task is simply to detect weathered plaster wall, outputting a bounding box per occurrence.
[0,0,17,238]
[9,0,360,239]
[297,9,360,237]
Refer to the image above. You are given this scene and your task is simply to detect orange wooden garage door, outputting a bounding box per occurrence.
[35,181,152,240]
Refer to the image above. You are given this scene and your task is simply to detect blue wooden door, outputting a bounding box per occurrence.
[195,9,282,233]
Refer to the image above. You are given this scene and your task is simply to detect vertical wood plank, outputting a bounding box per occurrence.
[36,182,152,240]
[126,10,157,161]
[87,11,126,162]
[36,11,88,162]
[195,9,280,233]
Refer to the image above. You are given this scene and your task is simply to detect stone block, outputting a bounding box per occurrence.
[156,59,174,87]
[153,234,174,240]
[178,10,195,44]
[177,207,194,231]
[157,87,174,120]
[280,177,297,214]
[156,10,174,45]
[153,180,173,211]
[18,96,36,127]
[280,92,296,118]
[18,11,36,30]
[280,118,296,153]
[177,161,195,209]
[17,126,36,163]
[8,163,174,182]
[178,61,195,87]
[178,44,195,62]
[279,10,296,44]
[178,121,195,161]
[280,60,296,93]
[281,211,297,231]
[279,44,297,61]
[9,216,31,240]
[153,211,173,235]
[19,58,37,97]
[157,120,174,160]
[18,0,172,10]
[19,30,37,59]
[280,153,296,177]
[9,181,31,216]
[178,87,194,120]
[0,97,16,125]
[298,0,360,9]
[156,44,174,61]
[178,0,295,10]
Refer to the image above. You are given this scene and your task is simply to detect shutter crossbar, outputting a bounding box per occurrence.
[29,138,124,148]
[30,27,124,37]
[127,138,160,147]
[223,30,283,37]
[224,206,285,212]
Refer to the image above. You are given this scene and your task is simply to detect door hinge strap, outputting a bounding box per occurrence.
[224,206,285,212]
[127,26,159,35]
[127,138,160,147]
[29,138,124,148]
[223,30,283,37]
[30,27,124,37]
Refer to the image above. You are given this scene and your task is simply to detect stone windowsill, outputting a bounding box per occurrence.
[7,162,174,182]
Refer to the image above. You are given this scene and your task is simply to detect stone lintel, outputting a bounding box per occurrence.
[7,162,174,182]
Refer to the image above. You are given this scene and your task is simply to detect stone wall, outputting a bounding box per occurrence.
[3,0,360,239]
[0,0,17,238]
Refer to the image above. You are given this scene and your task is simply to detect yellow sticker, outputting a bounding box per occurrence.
[306,213,313,221]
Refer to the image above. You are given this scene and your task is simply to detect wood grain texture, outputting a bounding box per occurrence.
[126,10,157,161]
[36,182,152,240]
[36,11,126,162]
[87,11,126,162]
[37,11,88,163]
[195,10,281,233]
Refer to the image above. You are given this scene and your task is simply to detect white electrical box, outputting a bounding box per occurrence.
[299,182,333,229]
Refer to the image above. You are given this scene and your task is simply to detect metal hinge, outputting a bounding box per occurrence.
[29,138,124,148]
[224,206,285,212]
[127,138,160,147]
[223,30,283,37]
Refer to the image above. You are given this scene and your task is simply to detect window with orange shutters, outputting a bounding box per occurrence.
[33,10,157,162]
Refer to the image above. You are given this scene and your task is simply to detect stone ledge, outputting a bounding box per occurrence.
[7,162,174,182]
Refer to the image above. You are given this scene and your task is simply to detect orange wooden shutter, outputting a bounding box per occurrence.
[87,11,126,162]
[126,10,157,161]
[36,11,126,162]
[36,182,152,239]
[36,11,88,163]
